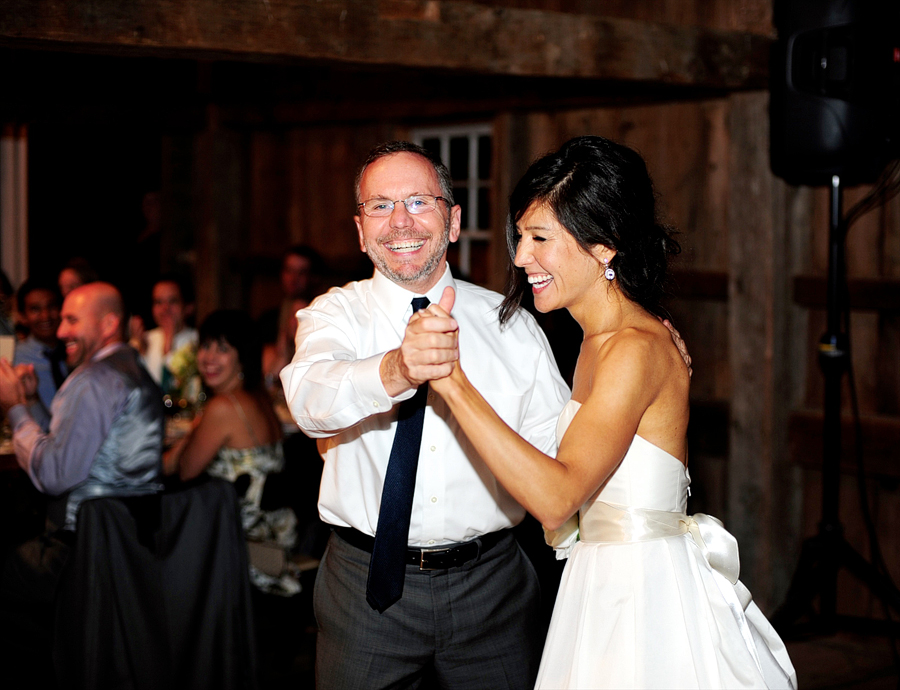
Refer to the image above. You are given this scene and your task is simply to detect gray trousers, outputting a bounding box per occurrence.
[314,528,542,690]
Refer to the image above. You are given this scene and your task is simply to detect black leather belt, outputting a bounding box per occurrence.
[334,526,509,571]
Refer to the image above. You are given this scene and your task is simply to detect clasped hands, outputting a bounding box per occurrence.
[383,287,461,398]
[0,359,38,414]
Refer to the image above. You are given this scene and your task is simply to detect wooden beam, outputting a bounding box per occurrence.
[0,0,769,90]
[669,269,729,301]
[794,275,900,312]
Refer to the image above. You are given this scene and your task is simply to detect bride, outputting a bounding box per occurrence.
[419,136,797,689]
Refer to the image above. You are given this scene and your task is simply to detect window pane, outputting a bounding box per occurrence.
[477,188,491,229]
[478,135,492,180]
[449,137,469,181]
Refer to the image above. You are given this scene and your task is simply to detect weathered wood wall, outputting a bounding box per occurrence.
[6,0,900,621]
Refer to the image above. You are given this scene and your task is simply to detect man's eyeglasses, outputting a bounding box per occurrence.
[357,195,449,218]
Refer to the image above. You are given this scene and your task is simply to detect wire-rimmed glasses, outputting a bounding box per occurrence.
[357,195,449,218]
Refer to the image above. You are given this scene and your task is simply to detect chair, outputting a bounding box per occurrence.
[53,477,258,690]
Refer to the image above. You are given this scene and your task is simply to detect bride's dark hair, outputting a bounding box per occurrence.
[499,136,680,324]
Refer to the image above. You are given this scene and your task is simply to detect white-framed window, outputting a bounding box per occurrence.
[411,124,493,283]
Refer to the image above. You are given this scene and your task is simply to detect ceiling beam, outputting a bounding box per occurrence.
[0,0,769,90]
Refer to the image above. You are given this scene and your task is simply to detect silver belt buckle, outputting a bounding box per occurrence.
[419,547,450,571]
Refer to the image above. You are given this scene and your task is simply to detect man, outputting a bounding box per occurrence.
[1,281,164,579]
[280,142,570,689]
[0,281,165,683]
[13,278,67,416]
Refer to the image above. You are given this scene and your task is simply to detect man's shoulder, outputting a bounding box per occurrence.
[78,346,139,386]
[304,278,373,313]
[453,278,503,303]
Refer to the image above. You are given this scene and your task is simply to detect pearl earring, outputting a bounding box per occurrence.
[603,258,615,281]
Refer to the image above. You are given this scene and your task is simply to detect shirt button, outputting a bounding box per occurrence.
[428,540,436,545]
[430,445,436,452]
[431,496,438,503]
[373,401,379,408]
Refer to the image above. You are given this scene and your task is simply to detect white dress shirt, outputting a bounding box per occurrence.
[281,264,570,546]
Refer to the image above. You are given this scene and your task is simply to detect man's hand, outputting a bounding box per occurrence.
[0,358,27,413]
[380,287,458,397]
[14,363,38,402]
[661,319,692,377]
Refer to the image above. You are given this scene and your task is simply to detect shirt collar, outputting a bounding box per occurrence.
[91,341,126,363]
[371,262,456,320]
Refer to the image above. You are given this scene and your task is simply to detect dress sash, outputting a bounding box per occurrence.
[547,501,780,685]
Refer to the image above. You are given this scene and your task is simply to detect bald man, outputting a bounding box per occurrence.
[0,281,164,529]
[0,282,165,681]
[0,282,165,580]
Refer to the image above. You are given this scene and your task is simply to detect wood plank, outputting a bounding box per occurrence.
[794,275,900,311]
[0,0,769,90]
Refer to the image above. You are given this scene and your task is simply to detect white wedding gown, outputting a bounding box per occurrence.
[535,401,797,689]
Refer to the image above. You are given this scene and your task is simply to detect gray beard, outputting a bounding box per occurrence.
[367,219,451,287]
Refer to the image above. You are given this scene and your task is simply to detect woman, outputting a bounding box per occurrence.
[133,276,198,390]
[164,309,300,597]
[423,136,796,689]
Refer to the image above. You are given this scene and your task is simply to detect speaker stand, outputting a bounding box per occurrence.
[773,175,900,637]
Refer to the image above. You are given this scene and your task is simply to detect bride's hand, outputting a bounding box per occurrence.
[411,286,463,393]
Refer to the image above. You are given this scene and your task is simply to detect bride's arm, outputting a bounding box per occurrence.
[424,298,665,530]
[432,341,654,529]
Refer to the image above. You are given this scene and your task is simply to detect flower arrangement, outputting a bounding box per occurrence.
[166,342,202,406]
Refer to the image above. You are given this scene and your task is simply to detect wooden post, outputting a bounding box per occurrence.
[727,91,803,610]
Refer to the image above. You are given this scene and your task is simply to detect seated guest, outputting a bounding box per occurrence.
[260,245,328,391]
[164,309,300,596]
[13,278,67,415]
[131,274,198,390]
[58,257,100,298]
[0,282,164,681]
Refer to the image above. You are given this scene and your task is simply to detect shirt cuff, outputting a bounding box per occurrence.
[6,404,32,431]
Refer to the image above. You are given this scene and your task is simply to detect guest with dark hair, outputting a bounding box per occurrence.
[164,309,299,596]
[13,278,67,416]
[261,244,329,391]
[58,257,100,298]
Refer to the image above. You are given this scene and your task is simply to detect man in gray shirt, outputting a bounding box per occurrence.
[0,281,164,682]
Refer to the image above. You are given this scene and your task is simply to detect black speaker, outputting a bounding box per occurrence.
[770,0,900,186]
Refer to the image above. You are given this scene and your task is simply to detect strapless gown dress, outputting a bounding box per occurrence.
[535,401,797,689]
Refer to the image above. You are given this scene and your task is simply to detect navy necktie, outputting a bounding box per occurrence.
[366,296,430,613]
